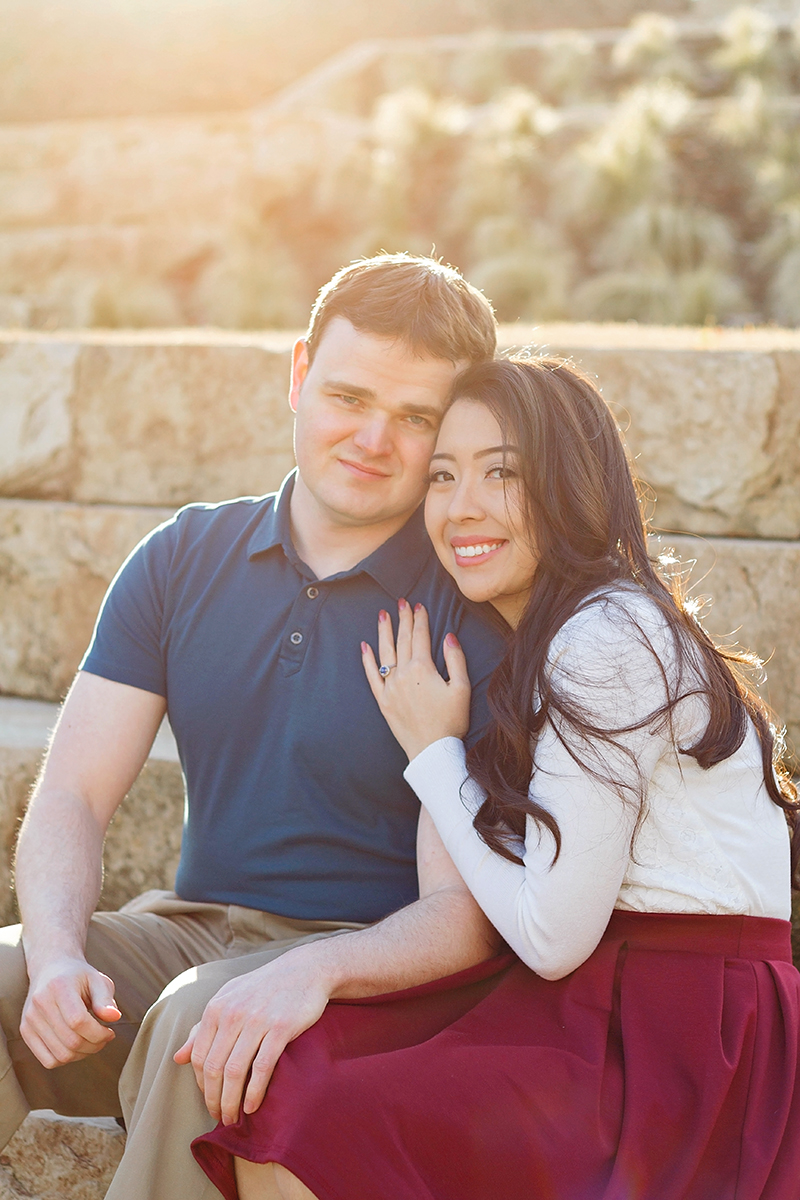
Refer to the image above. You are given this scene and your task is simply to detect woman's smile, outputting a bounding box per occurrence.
[451,537,508,564]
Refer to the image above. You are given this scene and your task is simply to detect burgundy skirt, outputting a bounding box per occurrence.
[193,912,800,1200]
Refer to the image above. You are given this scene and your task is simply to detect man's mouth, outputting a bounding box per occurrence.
[339,458,391,480]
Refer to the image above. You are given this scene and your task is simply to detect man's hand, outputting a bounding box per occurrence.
[174,944,332,1126]
[21,955,121,1068]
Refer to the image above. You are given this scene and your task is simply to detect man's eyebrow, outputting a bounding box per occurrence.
[430,444,519,461]
[323,379,376,400]
[323,380,442,418]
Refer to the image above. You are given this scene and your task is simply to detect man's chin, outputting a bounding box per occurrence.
[319,486,420,530]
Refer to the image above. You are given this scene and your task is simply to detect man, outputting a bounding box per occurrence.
[0,253,507,1199]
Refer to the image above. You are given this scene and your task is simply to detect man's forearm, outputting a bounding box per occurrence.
[178,880,504,1124]
[302,883,502,1001]
[15,788,105,974]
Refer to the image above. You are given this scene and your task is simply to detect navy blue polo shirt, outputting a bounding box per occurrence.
[81,472,508,922]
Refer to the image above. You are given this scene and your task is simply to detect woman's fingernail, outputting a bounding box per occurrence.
[361,642,368,653]
[414,602,423,613]
[445,632,460,648]
[398,597,408,611]
[379,610,388,622]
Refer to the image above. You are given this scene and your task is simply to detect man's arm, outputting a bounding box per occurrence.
[175,807,503,1126]
[15,671,166,1068]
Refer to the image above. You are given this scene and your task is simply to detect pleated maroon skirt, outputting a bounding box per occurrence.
[193,912,800,1200]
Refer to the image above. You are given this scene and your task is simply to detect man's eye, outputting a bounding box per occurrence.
[406,414,430,427]
[338,394,360,405]
[429,469,454,483]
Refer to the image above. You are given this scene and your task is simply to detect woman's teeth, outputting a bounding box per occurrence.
[454,542,503,559]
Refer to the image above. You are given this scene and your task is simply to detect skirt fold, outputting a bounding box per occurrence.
[193,913,800,1200]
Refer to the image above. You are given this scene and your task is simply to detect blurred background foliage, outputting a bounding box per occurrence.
[233,6,800,327]
[2,2,800,328]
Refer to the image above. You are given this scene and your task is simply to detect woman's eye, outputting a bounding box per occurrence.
[487,465,517,480]
[429,469,454,484]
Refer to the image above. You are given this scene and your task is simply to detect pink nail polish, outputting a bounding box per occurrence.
[414,602,423,613]
[398,597,408,610]
[361,642,368,653]
[378,610,387,622]
[445,632,460,648]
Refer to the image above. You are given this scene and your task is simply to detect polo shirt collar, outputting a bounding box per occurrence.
[247,470,433,597]
[359,505,433,598]
[246,470,294,560]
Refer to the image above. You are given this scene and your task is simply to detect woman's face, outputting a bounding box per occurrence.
[424,398,537,628]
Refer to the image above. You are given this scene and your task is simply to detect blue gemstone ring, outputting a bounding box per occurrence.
[378,665,394,677]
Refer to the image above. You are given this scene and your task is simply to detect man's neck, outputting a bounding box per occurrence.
[289,477,413,580]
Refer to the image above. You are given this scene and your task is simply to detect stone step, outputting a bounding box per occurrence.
[0,494,797,749]
[0,498,176,703]
[1,325,799,535]
[0,330,295,506]
[0,1111,124,1200]
[0,17,770,229]
[0,696,183,927]
[666,534,800,756]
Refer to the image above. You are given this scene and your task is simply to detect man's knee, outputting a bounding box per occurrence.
[138,959,232,1053]
[0,926,29,1038]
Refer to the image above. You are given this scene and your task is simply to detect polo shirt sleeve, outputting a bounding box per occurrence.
[80,514,179,697]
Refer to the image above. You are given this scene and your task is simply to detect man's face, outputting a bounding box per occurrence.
[290,317,464,529]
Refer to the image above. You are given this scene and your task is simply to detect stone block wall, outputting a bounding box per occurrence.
[2,322,797,745]
[0,320,798,1197]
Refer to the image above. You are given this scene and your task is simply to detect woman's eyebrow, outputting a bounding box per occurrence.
[430,444,518,462]
[475,444,519,459]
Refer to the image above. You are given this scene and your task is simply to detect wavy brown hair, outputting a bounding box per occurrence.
[456,357,800,882]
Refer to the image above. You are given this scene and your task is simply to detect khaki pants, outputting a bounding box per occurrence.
[0,890,364,1200]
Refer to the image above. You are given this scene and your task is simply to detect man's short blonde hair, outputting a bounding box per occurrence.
[305,253,497,365]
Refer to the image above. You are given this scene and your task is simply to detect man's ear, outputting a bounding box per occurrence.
[289,339,309,413]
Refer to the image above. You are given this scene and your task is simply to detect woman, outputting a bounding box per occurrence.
[193,357,800,1199]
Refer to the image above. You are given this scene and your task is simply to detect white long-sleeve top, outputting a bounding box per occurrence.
[405,587,791,981]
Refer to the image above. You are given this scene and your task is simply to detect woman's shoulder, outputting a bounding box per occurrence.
[550,584,675,660]
[545,583,694,712]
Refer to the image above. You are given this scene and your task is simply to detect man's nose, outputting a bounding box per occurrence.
[352,415,393,456]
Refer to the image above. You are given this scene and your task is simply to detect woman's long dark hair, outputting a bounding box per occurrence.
[457,357,800,882]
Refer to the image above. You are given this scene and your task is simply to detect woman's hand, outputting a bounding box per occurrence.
[361,599,471,762]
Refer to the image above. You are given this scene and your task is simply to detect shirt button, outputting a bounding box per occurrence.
[306,586,319,599]
[290,631,303,645]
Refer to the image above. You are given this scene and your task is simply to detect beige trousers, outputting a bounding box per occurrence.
[0,890,363,1200]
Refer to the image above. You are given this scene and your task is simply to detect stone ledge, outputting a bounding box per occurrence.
[0,1112,124,1200]
[1,327,799,536]
[0,498,175,702]
[661,534,800,758]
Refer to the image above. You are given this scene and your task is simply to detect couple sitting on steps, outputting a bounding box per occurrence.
[2,254,800,1200]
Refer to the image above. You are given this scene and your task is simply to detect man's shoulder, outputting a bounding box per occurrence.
[170,492,277,532]
[149,492,278,553]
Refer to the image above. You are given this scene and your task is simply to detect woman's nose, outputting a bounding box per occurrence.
[447,479,485,523]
